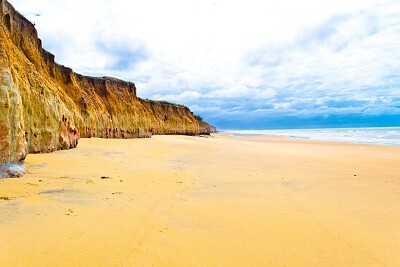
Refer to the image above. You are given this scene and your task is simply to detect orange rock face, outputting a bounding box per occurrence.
[0,0,215,177]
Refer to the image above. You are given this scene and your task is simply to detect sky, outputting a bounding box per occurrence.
[9,0,400,129]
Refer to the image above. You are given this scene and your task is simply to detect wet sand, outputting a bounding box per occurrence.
[1,134,400,266]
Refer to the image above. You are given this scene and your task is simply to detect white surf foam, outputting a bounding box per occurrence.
[227,127,400,146]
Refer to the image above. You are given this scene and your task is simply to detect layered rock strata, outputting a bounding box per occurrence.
[0,0,215,177]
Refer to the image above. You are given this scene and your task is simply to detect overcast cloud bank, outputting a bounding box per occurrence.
[10,0,400,129]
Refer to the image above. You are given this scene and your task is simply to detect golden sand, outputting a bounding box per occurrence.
[1,134,400,266]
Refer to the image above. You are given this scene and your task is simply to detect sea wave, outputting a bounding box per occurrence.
[227,127,400,146]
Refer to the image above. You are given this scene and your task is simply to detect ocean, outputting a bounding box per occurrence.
[227,127,400,146]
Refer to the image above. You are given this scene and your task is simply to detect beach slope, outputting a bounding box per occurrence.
[1,134,400,266]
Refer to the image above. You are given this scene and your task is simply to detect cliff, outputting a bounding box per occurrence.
[0,0,215,177]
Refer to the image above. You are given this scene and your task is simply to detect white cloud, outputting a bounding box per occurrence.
[205,85,250,99]
[156,90,201,103]
[9,0,400,128]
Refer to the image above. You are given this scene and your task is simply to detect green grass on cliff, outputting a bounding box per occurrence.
[143,98,187,108]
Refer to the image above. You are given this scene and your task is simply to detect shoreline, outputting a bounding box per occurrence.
[225,133,399,148]
[222,127,400,147]
[1,134,400,266]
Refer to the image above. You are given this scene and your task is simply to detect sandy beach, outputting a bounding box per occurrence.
[1,134,400,266]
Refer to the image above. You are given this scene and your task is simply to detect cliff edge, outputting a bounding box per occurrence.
[0,0,215,177]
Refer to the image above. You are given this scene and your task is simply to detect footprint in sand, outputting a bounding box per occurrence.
[0,196,13,201]
[65,209,74,216]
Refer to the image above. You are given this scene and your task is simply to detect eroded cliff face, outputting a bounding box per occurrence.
[0,0,215,177]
